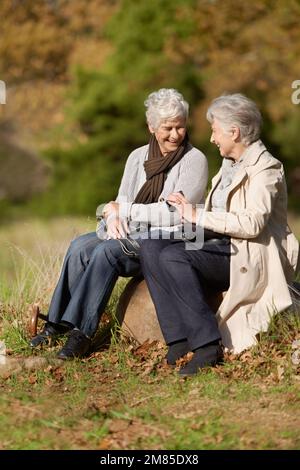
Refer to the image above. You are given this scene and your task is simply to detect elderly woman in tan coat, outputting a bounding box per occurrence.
[140,93,299,376]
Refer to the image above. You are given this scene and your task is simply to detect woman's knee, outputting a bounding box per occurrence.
[90,238,123,263]
[68,232,98,256]
[140,240,167,265]
[159,243,189,267]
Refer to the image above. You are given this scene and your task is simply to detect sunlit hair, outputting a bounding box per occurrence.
[145,88,189,130]
[206,93,262,145]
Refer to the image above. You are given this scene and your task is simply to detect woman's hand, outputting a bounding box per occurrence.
[167,192,197,224]
[107,216,129,239]
[102,201,119,219]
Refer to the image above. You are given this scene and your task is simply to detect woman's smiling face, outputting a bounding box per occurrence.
[149,116,186,155]
[210,119,236,158]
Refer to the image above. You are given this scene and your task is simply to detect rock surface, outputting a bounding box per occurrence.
[0,356,56,379]
[116,278,227,345]
[116,278,164,344]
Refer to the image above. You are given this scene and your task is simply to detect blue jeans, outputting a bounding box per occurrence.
[47,232,141,338]
[140,239,231,350]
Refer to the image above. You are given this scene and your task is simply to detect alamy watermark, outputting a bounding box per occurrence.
[96,200,206,250]
[291,80,300,104]
[0,80,6,104]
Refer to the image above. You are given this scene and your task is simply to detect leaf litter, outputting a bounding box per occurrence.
[1,324,300,449]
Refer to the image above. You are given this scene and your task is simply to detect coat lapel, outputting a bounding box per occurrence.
[206,140,268,210]
[205,170,222,210]
[226,141,268,200]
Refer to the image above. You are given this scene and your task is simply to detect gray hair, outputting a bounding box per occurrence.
[145,88,189,130]
[206,93,262,145]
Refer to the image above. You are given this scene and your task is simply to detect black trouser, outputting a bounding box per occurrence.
[140,239,231,350]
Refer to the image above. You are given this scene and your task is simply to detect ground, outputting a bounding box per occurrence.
[0,334,299,450]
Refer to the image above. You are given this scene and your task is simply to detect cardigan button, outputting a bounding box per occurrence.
[240,267,247,273]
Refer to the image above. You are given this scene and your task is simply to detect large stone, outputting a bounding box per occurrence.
[0,356,58,379]
[23,357,48,371]
[116,278,164,344]
[0,357,23,379]
[116,278,226,346]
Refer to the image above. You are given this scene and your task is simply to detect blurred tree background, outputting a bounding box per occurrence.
[0,0,300,220]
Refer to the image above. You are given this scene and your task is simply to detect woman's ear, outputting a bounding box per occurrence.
[148,123,155,134]
[231,126,241,142]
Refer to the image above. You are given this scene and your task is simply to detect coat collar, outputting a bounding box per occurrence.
[206,140,268,209]
[238,139,267,168]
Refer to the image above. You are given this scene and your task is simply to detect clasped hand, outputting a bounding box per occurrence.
[167,192,197,224]
[102,202,129,239]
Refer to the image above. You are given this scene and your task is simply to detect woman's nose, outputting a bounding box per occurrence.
[170,128,179,139]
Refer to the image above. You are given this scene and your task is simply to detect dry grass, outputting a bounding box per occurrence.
[0,217,95,341]
[0,216,299,450]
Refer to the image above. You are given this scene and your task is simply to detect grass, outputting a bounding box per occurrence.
[0,216,299,450]
[1,355,299,450]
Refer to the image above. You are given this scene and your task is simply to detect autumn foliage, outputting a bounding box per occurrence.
[1,0,300,215]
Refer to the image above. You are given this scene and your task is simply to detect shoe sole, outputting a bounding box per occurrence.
[57,351,90,360]
[57,355,74,361]
[178,358,223,376]
[29,337,56,348]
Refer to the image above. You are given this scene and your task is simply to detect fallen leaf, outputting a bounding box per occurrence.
[277,364,285,381]
[98,438,113,450]
[28,374,37,384]
[109,419,130,433]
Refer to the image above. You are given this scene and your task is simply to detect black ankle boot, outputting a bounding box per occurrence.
[166,339,190,366]
[30,322,69,348]
[57,330,91,360]
[179,343,223,376]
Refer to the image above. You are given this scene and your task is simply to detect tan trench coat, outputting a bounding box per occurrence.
[202,140,299,353]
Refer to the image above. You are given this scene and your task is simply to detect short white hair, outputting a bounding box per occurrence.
[145,88,189,130]
[206,93,262,145]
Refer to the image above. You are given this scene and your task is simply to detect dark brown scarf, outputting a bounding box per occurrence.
[134,133,189,204]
